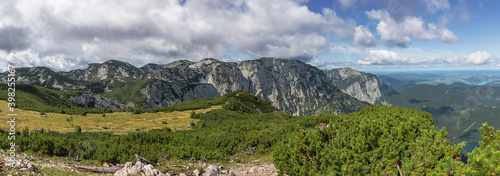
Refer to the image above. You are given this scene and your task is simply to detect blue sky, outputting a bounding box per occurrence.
[0,0,498,71]
[304,0,500,71]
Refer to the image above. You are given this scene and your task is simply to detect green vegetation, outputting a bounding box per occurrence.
[102,79,154,107]
[273,106,463,175]
[464,123,500,174]
[0,84,114,115]
[0,90,286,164]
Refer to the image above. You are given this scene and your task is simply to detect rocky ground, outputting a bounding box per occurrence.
[0,151,278,176]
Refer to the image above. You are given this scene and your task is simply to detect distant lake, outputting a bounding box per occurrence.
[467,81,490,85]
[438,81,491,86]
[463,142,480,153]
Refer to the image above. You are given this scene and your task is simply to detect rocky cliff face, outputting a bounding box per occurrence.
[140,81,220,108]
[69,93,128,109]
[134,58,365,115]
[325,67,392,104]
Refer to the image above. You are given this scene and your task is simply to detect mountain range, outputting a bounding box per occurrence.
[1,58,393,115]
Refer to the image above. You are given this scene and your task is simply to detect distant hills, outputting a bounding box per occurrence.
[390,82,500,144]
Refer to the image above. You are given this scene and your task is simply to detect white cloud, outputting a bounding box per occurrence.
[444,51,494,65]
[351,25,376,47]
[0,49,81,72]
[358,50,496,66]
[0,0,356,70]
[366,9,458,47]
[425,0,450,13]
[358,50,409,65]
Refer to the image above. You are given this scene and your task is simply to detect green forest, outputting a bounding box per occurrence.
[1,89,499,175]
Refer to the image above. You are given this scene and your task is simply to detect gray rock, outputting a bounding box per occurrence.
[249,166,266,173]
[114,169,128,176]
[153,169,164,176]
[249,166,259,173]
[124,162,133,168]
[193,169,201,176]
[228,171,235,176]
[69,93,128,109]
[134,161,144,169]
[180,173,187,176]
[127,168,139,175]
[141,81,220,109]
[204,165,218,176]
[144,164,154,170]
[27,163,35,171]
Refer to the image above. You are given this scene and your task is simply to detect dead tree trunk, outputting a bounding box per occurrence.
[74,165,122,173]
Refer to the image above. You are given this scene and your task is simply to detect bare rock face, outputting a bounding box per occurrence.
[140,81,220,109]
[136,58,363,115]
[69,93,128,109]
[325,67,393,104]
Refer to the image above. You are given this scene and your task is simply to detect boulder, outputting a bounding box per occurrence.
[127,168,139,175]
[204,165,218,176]
[124,162,133,168]
[27,163,35,171]
[193,169,201,176]
[250,166,257,173]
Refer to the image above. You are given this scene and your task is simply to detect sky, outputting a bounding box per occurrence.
[0,0,499,72]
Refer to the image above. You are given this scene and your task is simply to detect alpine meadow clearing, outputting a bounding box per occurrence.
[0,100,221,134]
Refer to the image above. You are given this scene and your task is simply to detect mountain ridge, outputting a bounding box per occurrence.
[0,58,378,115]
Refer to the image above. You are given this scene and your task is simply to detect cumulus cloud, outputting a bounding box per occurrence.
[359,50,496,66]
[0,0,358,70]
[366,9,458,47]
[359,50,409,65]
[0,49,81,72]
[444,51,495,65]
[351,25,376,47]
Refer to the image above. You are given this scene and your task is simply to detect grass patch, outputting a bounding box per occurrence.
[0,100,221,134]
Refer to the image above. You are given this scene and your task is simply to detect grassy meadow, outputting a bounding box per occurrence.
[0,100,221,134]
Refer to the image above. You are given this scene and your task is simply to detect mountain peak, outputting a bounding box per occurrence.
[164,60,194,68]
[103,60,135,68]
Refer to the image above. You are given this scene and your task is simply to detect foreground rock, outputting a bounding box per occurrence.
[114,161,164,176]
[204,165,219,176]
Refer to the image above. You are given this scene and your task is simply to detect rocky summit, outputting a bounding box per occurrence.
[324,67,393,104]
